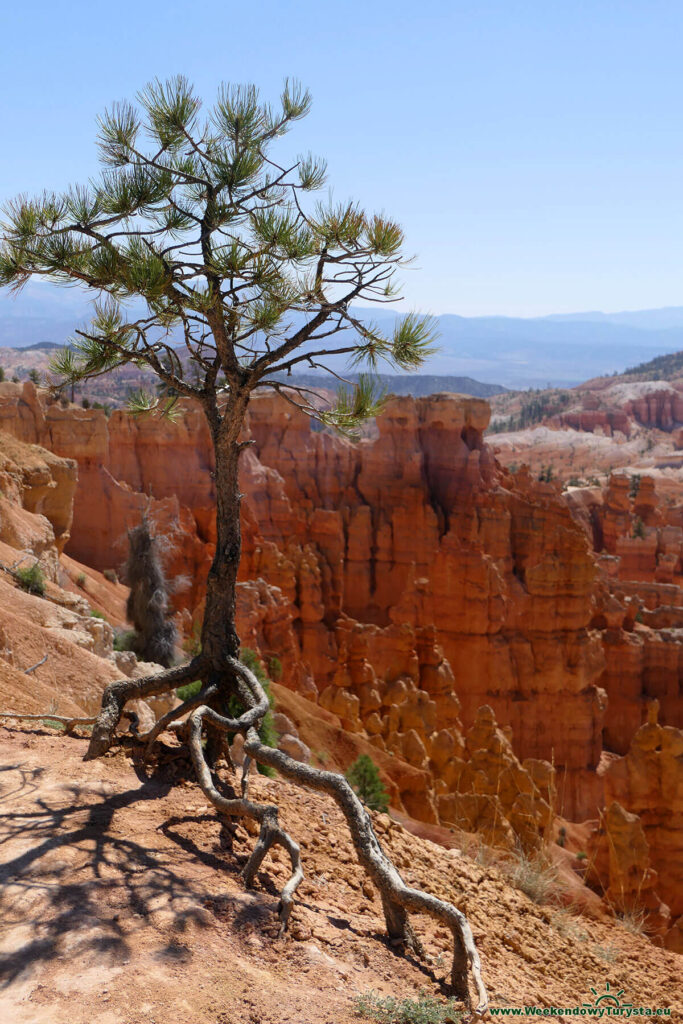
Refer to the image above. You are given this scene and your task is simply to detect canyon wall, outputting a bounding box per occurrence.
[0,381,617,821]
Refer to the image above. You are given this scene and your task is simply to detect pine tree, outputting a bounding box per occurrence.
[0,76,487,1012]
[346,755,389,812]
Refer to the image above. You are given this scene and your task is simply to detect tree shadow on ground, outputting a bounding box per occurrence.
[0,757,219,988]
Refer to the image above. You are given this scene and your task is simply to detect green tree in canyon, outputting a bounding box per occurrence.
[0,77,487,1013]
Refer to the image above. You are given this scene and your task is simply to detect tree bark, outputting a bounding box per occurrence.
[200,423,243,670]
[79,392,489,1013]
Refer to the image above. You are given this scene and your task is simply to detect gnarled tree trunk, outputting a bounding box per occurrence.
[84,393,489,1016]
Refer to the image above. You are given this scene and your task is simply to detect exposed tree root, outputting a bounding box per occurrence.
[140,682,218,750]
[84,656,203,759]
[80,651,488,1015]
[178,705,304,936]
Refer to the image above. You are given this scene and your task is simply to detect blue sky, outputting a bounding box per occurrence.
[2,0,683,317]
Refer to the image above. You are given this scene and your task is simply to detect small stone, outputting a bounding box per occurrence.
[277,734,311,764]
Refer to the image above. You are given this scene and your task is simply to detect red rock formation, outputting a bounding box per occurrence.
[0,384,643,820]
[586,800,671,937]
[590,702,683,951]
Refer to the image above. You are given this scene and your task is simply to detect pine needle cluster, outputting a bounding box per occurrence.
[0,75,437,431]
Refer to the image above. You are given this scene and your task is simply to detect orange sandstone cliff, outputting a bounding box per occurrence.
[0,383,613,823]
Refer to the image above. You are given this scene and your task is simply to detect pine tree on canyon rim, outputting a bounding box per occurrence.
[0,76,488,1013]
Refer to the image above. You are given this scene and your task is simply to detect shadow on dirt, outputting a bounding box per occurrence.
[0,758,217,988]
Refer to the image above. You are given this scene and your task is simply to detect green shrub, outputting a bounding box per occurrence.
[42,718,66,732]
[176,679,202,701]
[353,990,461,1024]
[113,629,137,652]
[15,563,46,596]
[103,568,118,584]
[90,609,106,620]
[575,850,587,861]
[76,572,87,587]
[0,366,4,382]
[632,516,646,539]
[345,754,389,812]
[267,655,283,681]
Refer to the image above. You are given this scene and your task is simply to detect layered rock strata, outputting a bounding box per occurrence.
[0,383,609,821]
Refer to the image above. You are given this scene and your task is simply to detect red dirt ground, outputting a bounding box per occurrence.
[0,728,680,1024]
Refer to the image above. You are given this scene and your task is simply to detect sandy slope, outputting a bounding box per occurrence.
[0,730,680,1024]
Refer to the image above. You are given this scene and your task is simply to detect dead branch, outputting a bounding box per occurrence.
[23,654,48,675]
[0,712,96,735]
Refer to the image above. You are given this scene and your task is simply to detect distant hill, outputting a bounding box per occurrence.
[0,346,505,403]
[282,372,507,399]
[622,350,683,379]
[5,283,683,388]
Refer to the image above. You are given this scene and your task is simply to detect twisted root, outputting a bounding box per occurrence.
[83,652,488,1015]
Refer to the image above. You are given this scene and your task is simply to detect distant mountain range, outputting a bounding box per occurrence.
[5,283,683,389]
[273,372,507,399]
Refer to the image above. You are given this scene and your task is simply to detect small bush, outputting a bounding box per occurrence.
[267,655,283,681]
[0,366,4,382]
[15,563,46,597]
[113,629,137,652]
[42,718,66,732]
[551,910,587,943]
[81,397,90,409]
[345,754,389,813]
[176,679,202,702]
[90,609,106,620]
[103,568,118,584]
[575,850,587,861]
[632,516,646,540]
[593,944,617,964]
[76,572,86,587]
[504,851,558,905]
[617,906,647,936]
[353,990,462,1024]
